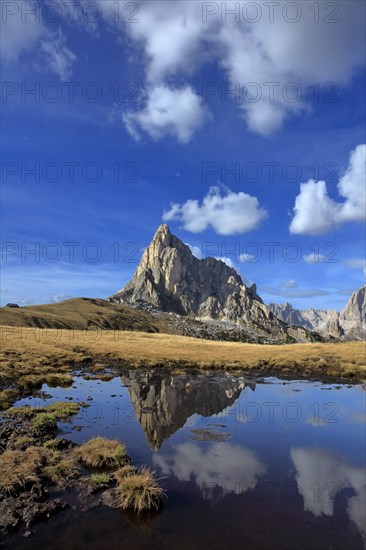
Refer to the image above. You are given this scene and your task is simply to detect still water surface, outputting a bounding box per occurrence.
[9,370,366,549]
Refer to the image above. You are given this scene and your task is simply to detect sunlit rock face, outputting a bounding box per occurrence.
[339,286,366,340]
[120,370,254,450]
[110,224,318,343]
[270,285,365,340]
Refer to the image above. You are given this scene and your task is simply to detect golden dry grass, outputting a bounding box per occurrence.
[0,326,365,382]
[115,466,165,513]
[0,447,43,495]
[0,298,162,332]
[0,446,74,495]
[76,437,130,469]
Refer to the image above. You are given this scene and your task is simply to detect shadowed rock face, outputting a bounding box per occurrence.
[270,285,365,340]
[121,370,254,450]
[110,224,319,344]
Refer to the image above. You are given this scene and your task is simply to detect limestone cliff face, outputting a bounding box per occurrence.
[120,370,253,450]
[113,224,261,317]
[339,286,366,340]
[270,285,365,340]
[110,224,317,343]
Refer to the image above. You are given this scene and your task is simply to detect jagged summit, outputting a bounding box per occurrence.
[269,285,365,340]
[110,224,318,343]
[151,223,175,247]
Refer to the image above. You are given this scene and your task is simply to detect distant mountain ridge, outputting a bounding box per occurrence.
[110,224,321,344]
[269,286,366,340]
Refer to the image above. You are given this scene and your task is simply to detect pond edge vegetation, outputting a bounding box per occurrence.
[0,403,166,537]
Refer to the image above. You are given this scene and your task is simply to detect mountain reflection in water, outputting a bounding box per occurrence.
[121,370,255,450]
[8,371,366,549]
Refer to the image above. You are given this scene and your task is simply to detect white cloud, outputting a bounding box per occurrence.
[337,144,366,222]
[290,145,366,235]
[163,185,267,235]
[289,180,340,235]
[154,442,266,500]
[123,85,208,143]
[124,1,206,83]
[40,29,76,81]
[95,0,365,138]
[304,253,326,265]
[291,447,366,540]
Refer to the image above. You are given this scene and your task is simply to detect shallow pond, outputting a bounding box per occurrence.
[7,370,366,549]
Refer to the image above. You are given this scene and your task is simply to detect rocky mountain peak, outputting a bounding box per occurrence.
[110,224,320,344]
[152,223,174,246]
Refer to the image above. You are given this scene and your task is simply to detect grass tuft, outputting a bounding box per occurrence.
[114,465,137,482]
[31,412,58,432]
[91,472,113,488]
[45,401,80,418]
[115,466,165,513]
[76,437,130,469]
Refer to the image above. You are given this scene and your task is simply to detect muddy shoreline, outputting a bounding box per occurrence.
[0,397,164,540]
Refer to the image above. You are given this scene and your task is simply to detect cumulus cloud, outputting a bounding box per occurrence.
[291,447,366,540]
[290,145,366,235]
[153,442,266,501]
[123,85,208,143]
[304,253,326,265]
[163,185,267,235]
[94,0,365,139]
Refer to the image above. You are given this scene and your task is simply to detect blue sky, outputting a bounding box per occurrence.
[1,0,365,310]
